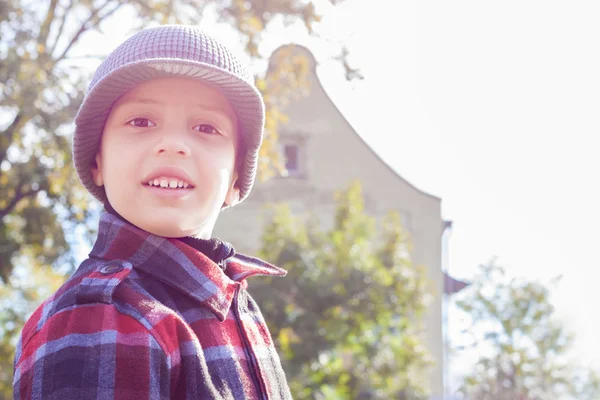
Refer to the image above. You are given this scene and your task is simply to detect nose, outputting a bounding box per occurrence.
[153,133,191,157]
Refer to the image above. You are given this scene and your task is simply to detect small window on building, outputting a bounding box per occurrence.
[284,144,299,173]
[279,136,306,178]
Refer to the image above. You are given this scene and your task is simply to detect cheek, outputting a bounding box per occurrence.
[100,141,141,187]
[203,141,237,171]
[199,145,237,191]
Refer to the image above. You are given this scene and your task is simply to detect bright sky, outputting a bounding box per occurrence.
[309,0,600,375]
[74,0,600,392]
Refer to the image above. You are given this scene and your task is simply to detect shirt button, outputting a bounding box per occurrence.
[100,264,123,275]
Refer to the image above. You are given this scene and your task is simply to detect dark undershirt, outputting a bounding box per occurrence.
[103,203,235,270]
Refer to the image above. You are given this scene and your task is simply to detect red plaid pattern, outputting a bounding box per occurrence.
[13,212,291,399]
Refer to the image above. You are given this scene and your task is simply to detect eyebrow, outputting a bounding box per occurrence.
[123,97,163,105]
[120,98,233,117]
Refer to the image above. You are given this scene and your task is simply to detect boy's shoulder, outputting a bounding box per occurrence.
[46,257,133,310]
[18,258,145,352]
[13,258,182,398]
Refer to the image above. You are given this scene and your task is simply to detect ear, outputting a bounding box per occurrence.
[223,168,241,208]
[90,152,104,187]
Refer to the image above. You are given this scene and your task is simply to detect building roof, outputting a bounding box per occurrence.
[269,44,441,202]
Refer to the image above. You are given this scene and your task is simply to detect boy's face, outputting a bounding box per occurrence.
[91,77,241,238]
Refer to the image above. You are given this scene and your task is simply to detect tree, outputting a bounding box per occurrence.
[253,181,433,399]
[454,260,600,400]
[0,0,359,394]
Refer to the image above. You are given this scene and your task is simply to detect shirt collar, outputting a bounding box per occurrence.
[88,211,287,321]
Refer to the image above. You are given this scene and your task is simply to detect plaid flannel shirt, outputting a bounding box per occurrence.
[13,212,292,399]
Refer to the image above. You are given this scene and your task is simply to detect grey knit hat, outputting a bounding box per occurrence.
[73,25,264,204]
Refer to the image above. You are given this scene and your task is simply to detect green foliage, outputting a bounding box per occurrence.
[455,260,600,400]
[0,264,64,400]
[254,181,432,399]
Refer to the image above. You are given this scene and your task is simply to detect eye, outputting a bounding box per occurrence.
[193,124,221,135]
[127,117,156,128]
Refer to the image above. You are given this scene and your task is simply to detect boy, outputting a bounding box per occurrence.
[13,25,292,399]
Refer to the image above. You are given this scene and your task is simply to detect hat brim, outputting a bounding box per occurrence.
[73,59,264,204]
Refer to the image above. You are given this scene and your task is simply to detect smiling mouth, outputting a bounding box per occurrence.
[143,177,195,189]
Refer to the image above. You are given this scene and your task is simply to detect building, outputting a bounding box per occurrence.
[214,44,446,398]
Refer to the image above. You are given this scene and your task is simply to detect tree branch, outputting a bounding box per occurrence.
[62,54,106,61]
[0,182,39,221]
[0,112,27,166]
[49,0,75,57]
[55,0,116,62]
[95,2,126,31]
[127,0,154,14]
[38,0,60,51]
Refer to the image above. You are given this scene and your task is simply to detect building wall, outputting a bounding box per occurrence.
[213,45,444,398]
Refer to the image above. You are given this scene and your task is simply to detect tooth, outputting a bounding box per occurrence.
[183,182,189,188]
[160,179,168,188]
[148,181,153,186]
[169,180,178,188]
[178,181,183,188]
[154,179,159,186]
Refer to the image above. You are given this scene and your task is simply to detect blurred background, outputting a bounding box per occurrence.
[1,1,599,399]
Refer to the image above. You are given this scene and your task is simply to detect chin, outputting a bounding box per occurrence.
[141,217,209,239]
[144,222,191,238]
